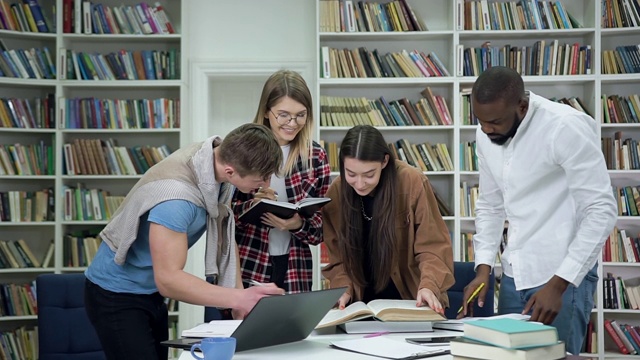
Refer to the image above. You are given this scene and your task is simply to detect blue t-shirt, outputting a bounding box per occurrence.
[85,200,207,294]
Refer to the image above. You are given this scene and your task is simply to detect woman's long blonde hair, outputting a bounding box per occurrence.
[253,70,313,176]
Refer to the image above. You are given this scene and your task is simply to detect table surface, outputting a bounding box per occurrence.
[178,329,459,360]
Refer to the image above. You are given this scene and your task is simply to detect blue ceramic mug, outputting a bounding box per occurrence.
[190,337,236,360]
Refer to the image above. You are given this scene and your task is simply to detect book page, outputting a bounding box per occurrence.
[367,299,444,322]
[259,199,297,210]
[316,301,373,328]
[296,197,331,206]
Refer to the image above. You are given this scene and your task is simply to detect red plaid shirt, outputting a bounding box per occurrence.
[232,142,330,293]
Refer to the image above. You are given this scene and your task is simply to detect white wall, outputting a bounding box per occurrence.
[185,0,317,139]
[180,0,317,331]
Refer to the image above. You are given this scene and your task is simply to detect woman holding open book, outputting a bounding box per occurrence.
[232,70,331,293]
[322,125,454,314]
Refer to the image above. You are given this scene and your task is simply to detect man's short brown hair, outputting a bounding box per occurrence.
[218,123,282,180]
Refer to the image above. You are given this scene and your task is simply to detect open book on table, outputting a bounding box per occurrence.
[316,299,446,329]
[238,197,331,226]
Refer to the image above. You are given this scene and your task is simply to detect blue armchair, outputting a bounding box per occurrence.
[445,261,495,319]
[36,273,105,360]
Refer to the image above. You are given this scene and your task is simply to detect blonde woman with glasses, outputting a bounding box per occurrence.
[232,70,331,293]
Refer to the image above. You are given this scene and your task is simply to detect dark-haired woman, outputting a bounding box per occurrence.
[322,125,454,313]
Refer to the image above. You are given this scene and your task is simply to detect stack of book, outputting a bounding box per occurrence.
[449,318,566,360]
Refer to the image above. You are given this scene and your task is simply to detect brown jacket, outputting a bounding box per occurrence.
[322,160,454,306]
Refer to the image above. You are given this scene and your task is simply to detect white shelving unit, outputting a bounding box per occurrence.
[0,1,187,357]
[314,1,640,359]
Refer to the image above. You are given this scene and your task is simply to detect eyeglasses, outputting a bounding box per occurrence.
[269,109,308,125]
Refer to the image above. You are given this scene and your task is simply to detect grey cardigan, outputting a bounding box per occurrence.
[99,136,237,288]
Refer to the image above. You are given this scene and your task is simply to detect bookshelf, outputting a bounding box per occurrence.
[315,1,640,359]
[0,0,186,357]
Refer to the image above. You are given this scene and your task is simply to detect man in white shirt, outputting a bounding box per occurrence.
[459,66,617,355]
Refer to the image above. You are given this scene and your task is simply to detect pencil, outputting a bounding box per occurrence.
[457,282,485,314]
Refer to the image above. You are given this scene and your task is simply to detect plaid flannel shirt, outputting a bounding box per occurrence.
[232,142,330,293]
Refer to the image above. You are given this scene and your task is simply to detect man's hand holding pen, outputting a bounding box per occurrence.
[457,264,491,319]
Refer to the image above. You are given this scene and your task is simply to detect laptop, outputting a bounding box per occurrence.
[163,287,346,352]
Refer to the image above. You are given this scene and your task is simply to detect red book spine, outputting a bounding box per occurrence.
[627,325,640,350]
[605,319,630,354]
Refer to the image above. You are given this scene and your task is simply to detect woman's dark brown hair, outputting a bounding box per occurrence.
[337,125,397,292]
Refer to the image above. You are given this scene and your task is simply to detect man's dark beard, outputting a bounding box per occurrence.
[488,113,520,145]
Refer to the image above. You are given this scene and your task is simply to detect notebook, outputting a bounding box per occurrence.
[330,337,450,359]
[166,287,347,352]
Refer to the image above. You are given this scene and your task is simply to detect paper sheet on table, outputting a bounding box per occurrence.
[330,337,449,359]
[433,313,531,331]
[181,320,242,338]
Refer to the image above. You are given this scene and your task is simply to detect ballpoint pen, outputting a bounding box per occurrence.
[249,280,266,287]
[363,331,390,338]
[457,282,485,314]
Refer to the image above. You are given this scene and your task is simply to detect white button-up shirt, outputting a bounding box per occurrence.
[473,91,617,290]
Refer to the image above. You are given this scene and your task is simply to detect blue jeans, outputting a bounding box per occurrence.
[84,279,169,360]
[498,265,598,355]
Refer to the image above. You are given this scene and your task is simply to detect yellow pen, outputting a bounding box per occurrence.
[457,282,485,314]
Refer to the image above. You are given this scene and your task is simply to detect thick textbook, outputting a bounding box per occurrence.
[463,318,558,349]
[238,197,331,226]
[449,337,566,360]
[338,320,433,334]
[316,299,445,329]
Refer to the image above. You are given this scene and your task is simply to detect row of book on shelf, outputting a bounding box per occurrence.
[62,139,171,176]
[460,141,478,171]
[64,1,175,35]
[0,46,56,80]
[460,182,479,218]
[603,226,640,263]
[63,232,101,268]
[0,95,55,129]
[602,132,640,170]
[60,97,180,129]
[320,139,454,173]
[603,45,640,75]
[0,326,37,360]
[601,319,640,355]
[0,189,54,223]
[614,186,640,217]
[603,93,640,124]
[460,0,579,31]
[460,40,592,77]
[63,185,125,221]
[59,48,180,81]
[0,141,53,176]
[0,239,51,270]
[320,47,449,79]
[603,0,640,28]
[0,0,50,33]
[460,228,510,265]
[4,91,634,131]
[319,0,427,33]
[603,272,640,310]
[0,281,37,317]
[319,87,452,128]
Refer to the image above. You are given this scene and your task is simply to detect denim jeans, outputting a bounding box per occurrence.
[84,279,169,360]
[498,265,598,355]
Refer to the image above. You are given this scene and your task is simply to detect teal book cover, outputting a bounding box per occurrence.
[467,318,556,334]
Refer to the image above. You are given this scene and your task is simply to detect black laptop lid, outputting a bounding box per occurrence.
[232,287,346,352]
